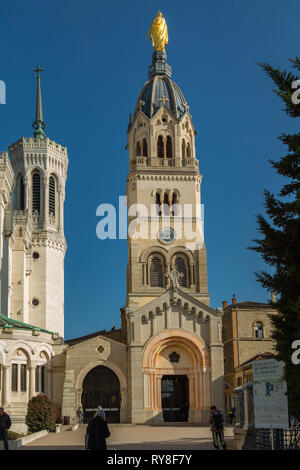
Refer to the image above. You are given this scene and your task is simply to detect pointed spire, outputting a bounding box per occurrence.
[32,65,46,139]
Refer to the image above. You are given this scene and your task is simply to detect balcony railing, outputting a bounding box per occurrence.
[131,155,199,170]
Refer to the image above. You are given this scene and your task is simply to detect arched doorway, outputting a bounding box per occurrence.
[161,375,189,422]
[81,365,121,423]
[142,329,211,423]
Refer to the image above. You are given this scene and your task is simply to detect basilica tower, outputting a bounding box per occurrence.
[8,66,68,337]
[124,13,224,424]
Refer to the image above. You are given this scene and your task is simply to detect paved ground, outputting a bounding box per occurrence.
[20,425,235,450]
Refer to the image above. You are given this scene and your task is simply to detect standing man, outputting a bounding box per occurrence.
[209,405,226,450]
[0,407,12,450]
[76,405,84,424]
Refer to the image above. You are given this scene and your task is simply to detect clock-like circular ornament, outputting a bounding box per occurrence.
[158,227,176,244]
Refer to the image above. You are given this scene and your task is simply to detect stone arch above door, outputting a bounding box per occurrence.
[143,329,210,369]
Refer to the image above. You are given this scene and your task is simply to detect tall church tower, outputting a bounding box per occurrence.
[126,42,209,312]
[124,13,224,424]
[8,66,68,337]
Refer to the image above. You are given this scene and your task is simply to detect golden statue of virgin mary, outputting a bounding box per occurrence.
[146,11,168,51]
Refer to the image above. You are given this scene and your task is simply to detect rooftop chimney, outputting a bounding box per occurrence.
[232,294,237,305]
[222,300,227,310]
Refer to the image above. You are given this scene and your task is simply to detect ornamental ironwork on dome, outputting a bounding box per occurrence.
[134,50,188,120]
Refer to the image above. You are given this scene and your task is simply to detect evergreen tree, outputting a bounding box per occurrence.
[251,57,300,422]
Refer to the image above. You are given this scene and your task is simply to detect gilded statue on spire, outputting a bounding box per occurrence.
[146,11,168,51]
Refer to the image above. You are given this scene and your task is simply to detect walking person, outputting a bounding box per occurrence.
[94,404,105,420]
[76,405,83,424]
[209,405,226,450]
[86,413,110,450]
[228,408,234,425]
[0,407,12,451]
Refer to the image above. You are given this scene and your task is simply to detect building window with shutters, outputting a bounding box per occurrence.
[21,364,27,392]
[11,364,18,391]
[49,175,56,216]
[41,366,46,393]
[35,365,46,393]
[32,172,41,214]
[148,254,164,287]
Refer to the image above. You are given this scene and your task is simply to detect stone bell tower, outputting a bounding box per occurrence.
[126,49,210,313]
[8,66,68,337]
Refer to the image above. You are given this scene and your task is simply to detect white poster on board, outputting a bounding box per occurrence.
[252,359,289,429]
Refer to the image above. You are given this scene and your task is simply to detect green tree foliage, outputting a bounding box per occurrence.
[25,394,56,433]
[250,58,300,421]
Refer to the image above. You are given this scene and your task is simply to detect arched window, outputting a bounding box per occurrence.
[142,138,148,157]
[186,142,191,158]
[157,135,164,158]
[32,172,40,214]
[163,193,170,216]
[19,176,25,210]
[172,193,178,216]
[254,321,264,338]
[173,255,188,287]
[156,192,162,216]
[49,176,56,216]
[166,136,172,158]
[182,139,186,158]
[149,255,164,287]
[136,141,141,156]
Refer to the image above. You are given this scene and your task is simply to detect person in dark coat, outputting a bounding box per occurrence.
[0,407,12,450]
[86,415,110,450]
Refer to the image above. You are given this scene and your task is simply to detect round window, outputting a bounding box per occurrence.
[33,252,40,260]
[32,298,39,307]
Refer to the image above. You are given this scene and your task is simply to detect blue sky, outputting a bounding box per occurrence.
[1,0,299,339]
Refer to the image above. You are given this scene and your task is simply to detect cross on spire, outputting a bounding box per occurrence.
[32,65,46,139]
[33,65,44,78]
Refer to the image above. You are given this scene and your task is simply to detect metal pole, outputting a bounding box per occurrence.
[271,427,274,450]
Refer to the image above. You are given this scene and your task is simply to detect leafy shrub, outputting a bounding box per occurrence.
[25,394,56,433]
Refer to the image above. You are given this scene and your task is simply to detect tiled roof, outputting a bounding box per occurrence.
[237,351,275,369]
[0,313,56,335]
[66,328,122,345]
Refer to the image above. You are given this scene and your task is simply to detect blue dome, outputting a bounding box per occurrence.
[134,51,188,120]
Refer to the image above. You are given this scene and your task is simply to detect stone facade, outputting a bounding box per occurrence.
[222,298,276,413]
[0,36,276,434]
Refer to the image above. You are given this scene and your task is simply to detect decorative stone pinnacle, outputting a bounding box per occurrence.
[32,65,46,139]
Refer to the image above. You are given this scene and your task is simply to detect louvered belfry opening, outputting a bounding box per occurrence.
[174,256,187,287]
[150,256,164,287]
[142,138,148,157]
[19,176,25,210]
[166,136,172,158]
[32,172,41,213]
[157,135,164,158]
[49,175,56,216]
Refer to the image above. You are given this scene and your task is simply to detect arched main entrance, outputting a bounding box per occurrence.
[142,329,211,423]
[161,375,189,422]
[81,365,121,423]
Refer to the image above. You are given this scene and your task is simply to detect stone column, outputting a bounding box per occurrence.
[47,367,52,400]
[44,176,49,226]
[29,366,36,399]
[3,365,10,406]
[58,187,64,233]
